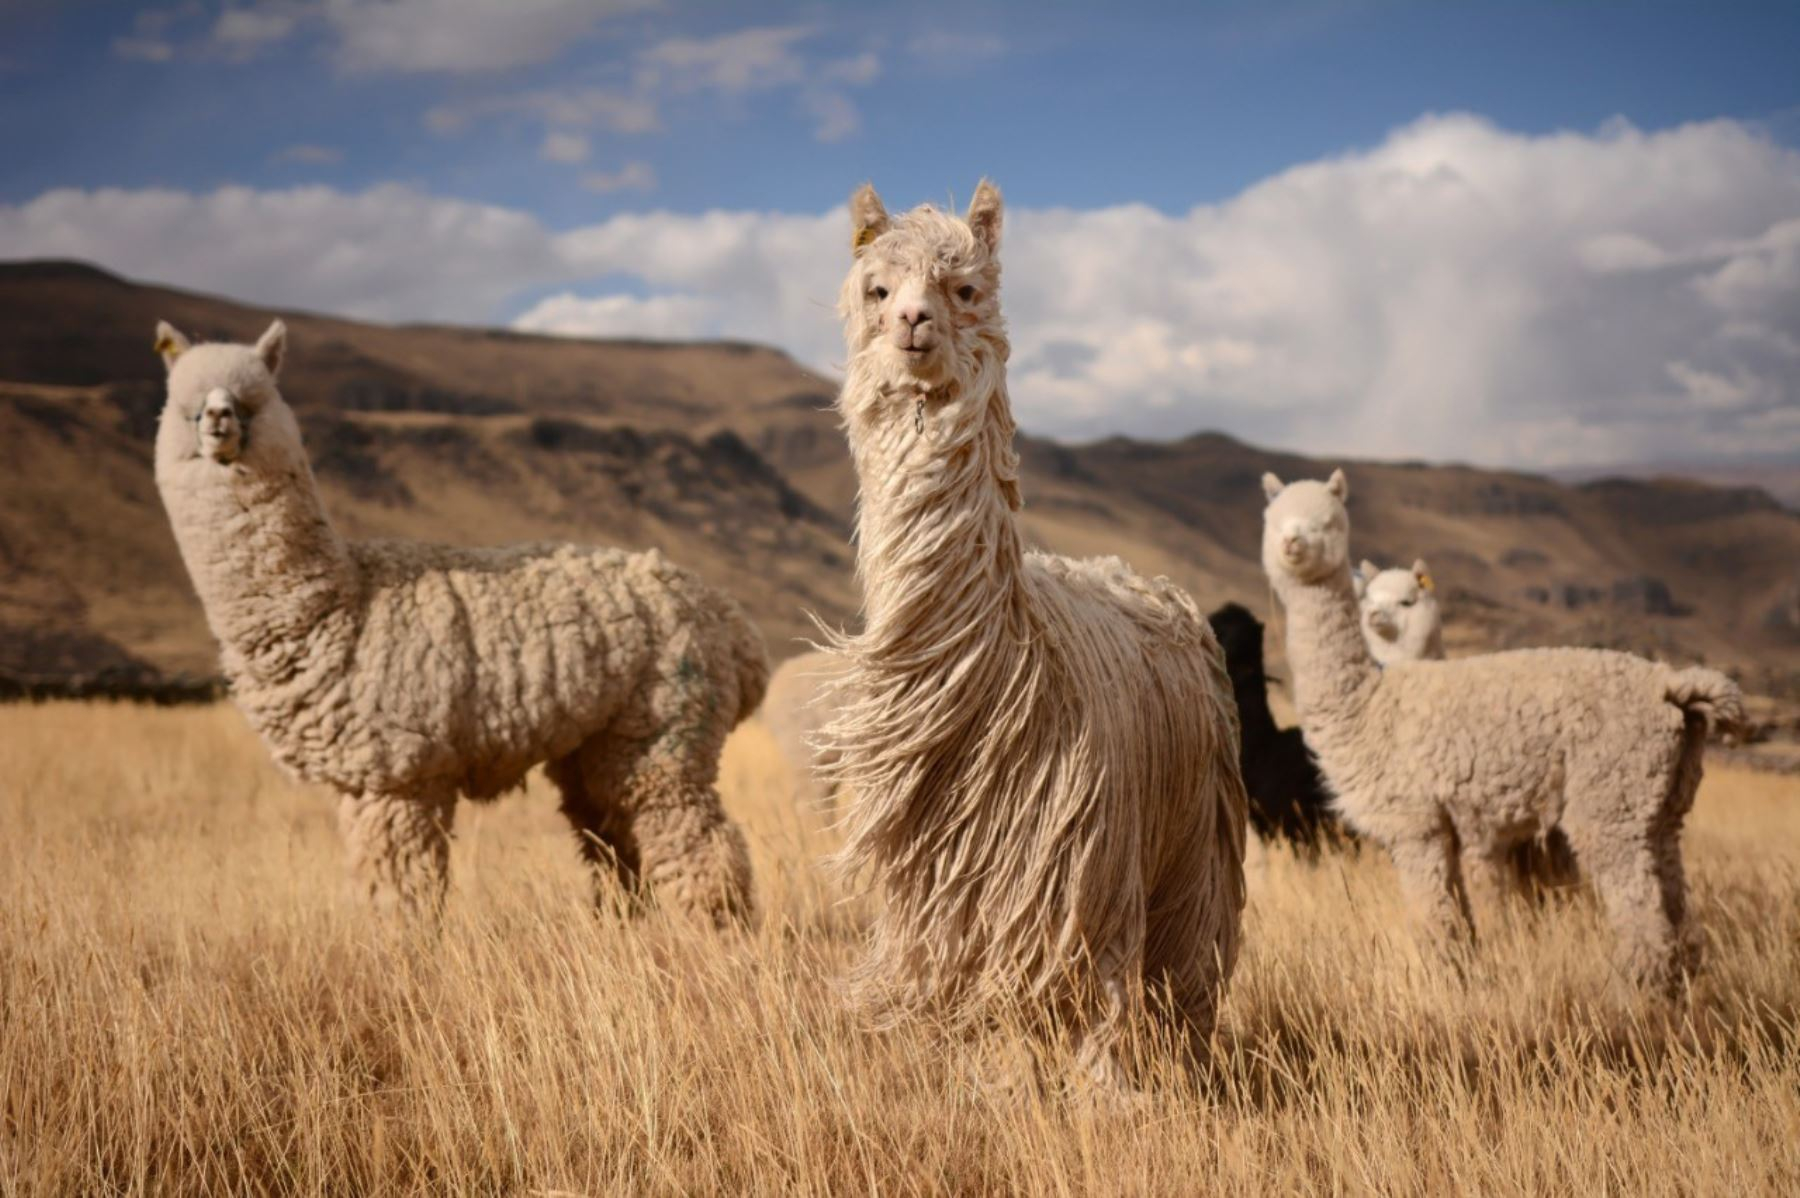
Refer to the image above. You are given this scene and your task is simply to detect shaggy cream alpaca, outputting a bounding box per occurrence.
[761,648,848,814]
[818,182,1248,1081]
[152,321,765,925]
[1355,559,1443,667]
[1261,470,1743,994]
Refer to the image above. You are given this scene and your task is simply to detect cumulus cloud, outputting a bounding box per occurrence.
[515,292,716,340]
[432,24,879,146]
[270,143,343,165]
[579,161,656,193]
[124,0,643,72]
[325,0,642,74]
[112,3,201,62]
[538,131,590,165]
[427,87,660,136]
[5,114,1796,467]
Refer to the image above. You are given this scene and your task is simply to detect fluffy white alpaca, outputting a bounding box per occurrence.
[819,182,1248,1082]
[1356,557,1579,893]
[1260,470,1742,993]
[1355,559,1443,667]
[152,321,765,924]
[760,648,848,814]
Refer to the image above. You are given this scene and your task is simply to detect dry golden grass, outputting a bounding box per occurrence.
[1,702,1796,1195]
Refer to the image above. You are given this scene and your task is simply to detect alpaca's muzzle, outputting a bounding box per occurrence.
[197,388,244,463]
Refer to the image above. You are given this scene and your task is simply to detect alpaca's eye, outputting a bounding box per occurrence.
[1400,597,1416,607]
[873,285,889,301]
[958,284,976,302]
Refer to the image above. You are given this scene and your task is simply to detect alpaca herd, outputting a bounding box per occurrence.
[150,178,1744,1093]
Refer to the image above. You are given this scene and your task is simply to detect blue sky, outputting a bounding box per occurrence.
[5,2,1798,216]
[1,1,1797,467]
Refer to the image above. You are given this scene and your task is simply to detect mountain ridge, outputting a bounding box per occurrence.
[2,260,1794,710]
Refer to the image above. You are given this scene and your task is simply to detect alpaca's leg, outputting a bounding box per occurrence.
[1074,973,1138,1093]
[1575,833,1682,995]
[1509,828,1582,898]
[1654,727,1707,980]
[559,731,752,928]
[547,751,642,909]
[1563,814,1681,996]
[1464,841,1527,915]
[336,790,455,918]
[622,762,754,928]
[1388,826,1476,957]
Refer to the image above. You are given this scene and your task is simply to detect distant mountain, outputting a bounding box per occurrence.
[3,260,1797,706]
[1552,459,1800,512]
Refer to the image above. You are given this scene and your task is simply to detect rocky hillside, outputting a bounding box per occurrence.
[3,260,1796,713]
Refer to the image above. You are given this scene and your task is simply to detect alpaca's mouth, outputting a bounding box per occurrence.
[1368,613,1399,641]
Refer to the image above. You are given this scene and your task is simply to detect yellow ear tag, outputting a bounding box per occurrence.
[853,225,879,251]
[1418,572,1435,592]
[154,334,181,357]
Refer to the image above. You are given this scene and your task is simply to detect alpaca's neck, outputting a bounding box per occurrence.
[844,361,1028,672]
[1421,623,1445,660]
[163,454,355,683]
[1230,670,1279,738]
[1278,569,1379,735]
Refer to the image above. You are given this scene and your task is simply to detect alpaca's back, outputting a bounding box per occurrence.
[1019,554,1247,1018]
[253,538,764,799]
[1334,648,1712,838]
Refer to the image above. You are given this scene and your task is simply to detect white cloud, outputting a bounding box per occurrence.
[905,31,1007,64]
[325,0,642,74]
[128,0,644,72]
[6,114,1796,467]
[111,2,202,63]
[515,292,716,339]
[270,143,343,165]
[428,87,660,136]
[113,35,176,62]
[639,26,811,94]
[432,25,878,147]
[211,2,303,60]
[579,161,656,193]
[802,90,860,143]
[539,131,590,164]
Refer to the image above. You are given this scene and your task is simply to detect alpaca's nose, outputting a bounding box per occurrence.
[898,305,931,329]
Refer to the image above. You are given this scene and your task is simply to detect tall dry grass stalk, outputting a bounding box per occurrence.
[1,701,1796,1194]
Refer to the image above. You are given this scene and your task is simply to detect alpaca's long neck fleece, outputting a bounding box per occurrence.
[165,456,355,686]
[845,360,1028,671]
[1278,569,1379,745]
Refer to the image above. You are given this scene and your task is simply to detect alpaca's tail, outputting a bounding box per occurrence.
[1664,667,1746,737]
[722,598,771,727]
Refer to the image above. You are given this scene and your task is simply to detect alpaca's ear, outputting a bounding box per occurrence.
[966,179,1002,253]
[850,183,888,256]
[154,321,191,370]
[1353,572,1368,599]
[1359,559,1379,580]
[1260,472,1284,501]
[255,320,287,376]
[1327,468,1349,500]
[1413,559,1434,591]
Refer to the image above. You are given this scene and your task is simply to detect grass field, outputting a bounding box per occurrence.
[1,701,1796,1195]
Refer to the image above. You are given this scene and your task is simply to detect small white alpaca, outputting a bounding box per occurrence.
[152,320,766,924]
[1260,470,1741,993]
[1355,559,1443,667]
[819,181,1248,1083]
[1356,556,1579,893]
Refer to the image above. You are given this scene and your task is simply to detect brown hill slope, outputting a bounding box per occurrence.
[2,261,1796,703]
